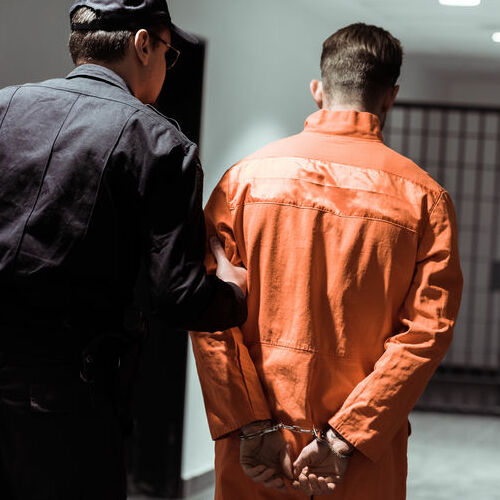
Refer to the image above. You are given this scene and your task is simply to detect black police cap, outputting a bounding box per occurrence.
[70,0,197,44]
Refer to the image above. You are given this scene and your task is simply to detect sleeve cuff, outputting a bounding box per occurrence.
[329,415,383,463]
[208,410,274,441]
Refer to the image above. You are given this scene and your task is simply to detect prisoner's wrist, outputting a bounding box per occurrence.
[240,420,274,437]
[324,428,355,457]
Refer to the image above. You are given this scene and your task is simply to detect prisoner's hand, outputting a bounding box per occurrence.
[240,421,292,492]
[210,237,247,294]
[292,429,353,496]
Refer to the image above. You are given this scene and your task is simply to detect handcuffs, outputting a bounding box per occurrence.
[239,422,354,459]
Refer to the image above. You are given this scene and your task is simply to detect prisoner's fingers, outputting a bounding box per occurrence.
[308,474,336,495]
[292,446,314,477]
[280,444,293,480]
[325,481,338,493]
[298,471,314,496]
[247,466,279,484]
[263,475,287,492]
[318,480,337,495]
[241,464,266,477]
[292,470,339,496]
[321,475,342,488]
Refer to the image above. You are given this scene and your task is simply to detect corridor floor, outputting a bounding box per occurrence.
[131,411,500,500]
[406,411,500,500]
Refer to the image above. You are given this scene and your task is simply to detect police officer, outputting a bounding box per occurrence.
[0,1,247,498]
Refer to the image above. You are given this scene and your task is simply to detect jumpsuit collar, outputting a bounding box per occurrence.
[66,63,132,95]
[304,109,384,142]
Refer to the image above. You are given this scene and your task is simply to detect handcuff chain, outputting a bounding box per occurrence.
[240,422,318,440]
[281,424,317,435]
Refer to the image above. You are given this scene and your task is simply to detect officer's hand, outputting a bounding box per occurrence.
[292,429,353,496]
[210,237,247,294]
[240,421,293,493]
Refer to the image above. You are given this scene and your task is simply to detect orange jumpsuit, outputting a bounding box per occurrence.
[190,110,463,499]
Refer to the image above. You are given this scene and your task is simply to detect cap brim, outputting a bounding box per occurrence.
[171,24,199,46]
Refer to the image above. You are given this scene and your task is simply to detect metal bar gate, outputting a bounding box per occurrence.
[385,102,500,416]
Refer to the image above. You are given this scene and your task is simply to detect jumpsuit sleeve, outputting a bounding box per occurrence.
[329,191,463,463]
[141,142,247,332]
[189,173,272,440]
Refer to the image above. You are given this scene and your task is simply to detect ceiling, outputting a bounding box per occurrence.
[296,0,500,60]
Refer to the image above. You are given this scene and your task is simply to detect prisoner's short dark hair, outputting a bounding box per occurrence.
[69,7,164,65]
[320,23,403,106]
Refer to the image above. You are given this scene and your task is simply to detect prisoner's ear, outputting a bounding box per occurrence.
[382,85,400,113]
[310,79,324,109]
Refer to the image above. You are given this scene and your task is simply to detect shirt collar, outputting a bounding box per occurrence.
[66,63,132,95]
[304,109,383,142]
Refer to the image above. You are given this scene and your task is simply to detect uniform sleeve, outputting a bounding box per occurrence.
[189,173,272,439]
[329,191,463,462]
[141,141,247,332]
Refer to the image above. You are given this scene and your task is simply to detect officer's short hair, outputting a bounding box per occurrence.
[320,23,403,106]
[69,7,164,65]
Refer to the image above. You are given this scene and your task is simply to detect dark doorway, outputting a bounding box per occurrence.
[127,37,206,498]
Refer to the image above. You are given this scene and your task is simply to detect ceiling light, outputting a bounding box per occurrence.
[492,32,500,43]
[439,0,481,5]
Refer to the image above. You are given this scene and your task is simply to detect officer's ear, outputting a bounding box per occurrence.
[133,29,152,66]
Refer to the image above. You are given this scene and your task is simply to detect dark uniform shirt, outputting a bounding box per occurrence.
[0,64,246,343]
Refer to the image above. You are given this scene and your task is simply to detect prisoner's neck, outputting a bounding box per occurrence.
[323,99,380,119]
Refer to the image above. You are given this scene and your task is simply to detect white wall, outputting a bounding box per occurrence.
[0,0,73,87]
[400,53,500,107]
[169,0,328,202]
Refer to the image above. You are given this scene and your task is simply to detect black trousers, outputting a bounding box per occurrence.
[0,358,127,500]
